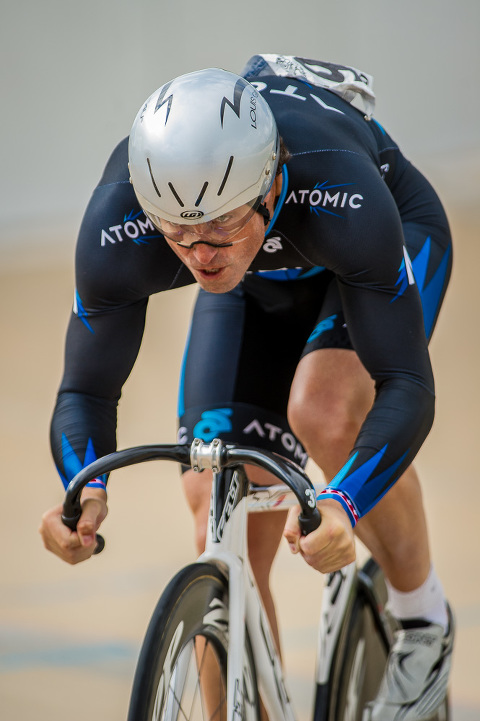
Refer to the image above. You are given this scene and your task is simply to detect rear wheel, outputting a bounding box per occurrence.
[331,559,449,721]
[127,562,259,721]
[330,559,388,720]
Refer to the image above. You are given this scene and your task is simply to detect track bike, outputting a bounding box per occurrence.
[62,438,449,721]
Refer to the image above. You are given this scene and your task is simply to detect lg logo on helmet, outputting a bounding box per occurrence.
[181,210,204,219]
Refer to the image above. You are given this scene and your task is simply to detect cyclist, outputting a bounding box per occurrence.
[40,56,454,720]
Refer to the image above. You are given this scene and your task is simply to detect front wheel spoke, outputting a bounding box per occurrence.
[194,636,226,721]
[164,646,193,721]
[164,636,226,721]
[165,641,198,721]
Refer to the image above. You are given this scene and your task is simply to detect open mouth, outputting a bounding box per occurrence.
[198,268,222,276]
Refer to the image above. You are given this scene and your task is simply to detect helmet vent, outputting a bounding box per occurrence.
[195,182,209,207]
[217,155,234,196]
[147,158,161,198]
[168,182,185,207]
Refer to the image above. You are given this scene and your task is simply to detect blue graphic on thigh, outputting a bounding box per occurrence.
[412,238,451,339]
[193,408,233,442]
[391,238,451,339]
[307,314,337,343]
[392,252,414,302]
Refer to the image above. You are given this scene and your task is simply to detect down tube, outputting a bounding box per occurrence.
[200,472,252,721]
[245,570,296,721]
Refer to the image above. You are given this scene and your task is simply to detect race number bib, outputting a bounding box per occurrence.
[242,54,376,118]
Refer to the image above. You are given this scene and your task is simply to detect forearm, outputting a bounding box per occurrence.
[321,376,435,524]
[51,390,118,488]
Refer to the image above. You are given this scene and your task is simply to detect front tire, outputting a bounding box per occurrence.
[128,562,259,721]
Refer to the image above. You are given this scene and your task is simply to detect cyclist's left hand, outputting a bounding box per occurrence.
[283,498,355,573]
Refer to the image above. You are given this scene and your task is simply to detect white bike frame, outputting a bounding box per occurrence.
[63,440,393,721]
[198,467,358,721]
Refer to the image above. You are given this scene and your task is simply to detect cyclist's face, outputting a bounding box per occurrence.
[163,179,280,294]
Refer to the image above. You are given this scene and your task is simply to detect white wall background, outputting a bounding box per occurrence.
[1,0,479,256]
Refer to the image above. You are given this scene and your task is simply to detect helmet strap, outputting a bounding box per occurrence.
[256,202,271,226]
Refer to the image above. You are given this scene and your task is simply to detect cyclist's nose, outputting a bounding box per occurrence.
[191,242,220,264]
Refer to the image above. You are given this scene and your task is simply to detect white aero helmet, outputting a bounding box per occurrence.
[128,68,279,231]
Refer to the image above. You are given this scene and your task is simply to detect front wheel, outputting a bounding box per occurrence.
[128,562,259,721]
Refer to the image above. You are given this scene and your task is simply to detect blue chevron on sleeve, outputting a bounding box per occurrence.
[74,290,94,333]
[329,445,387,495]
[329,451,358,485]
[327,444,409,518]
[59,434,106,489]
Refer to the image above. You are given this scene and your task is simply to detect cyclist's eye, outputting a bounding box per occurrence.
[167,224,184,237]
[213,215,231,225]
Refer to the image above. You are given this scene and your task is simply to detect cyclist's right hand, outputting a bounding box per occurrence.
[39,488,108,564]
[284,497,355,573]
